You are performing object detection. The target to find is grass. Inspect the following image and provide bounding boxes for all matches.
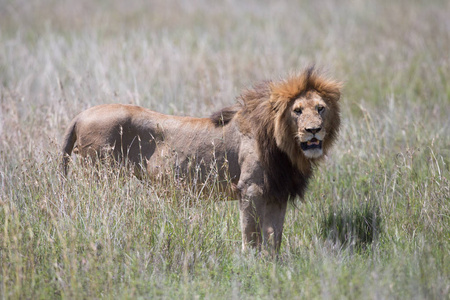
[1,0,449,298]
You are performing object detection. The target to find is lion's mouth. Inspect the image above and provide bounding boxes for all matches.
[300,138,322,151]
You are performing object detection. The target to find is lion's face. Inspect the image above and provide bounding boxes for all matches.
[269,70,341,167]
[290,91,328,159]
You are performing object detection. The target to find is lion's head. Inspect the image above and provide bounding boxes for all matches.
[269,67,341,168]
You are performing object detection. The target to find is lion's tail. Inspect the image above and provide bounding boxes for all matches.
[61,118,78,176]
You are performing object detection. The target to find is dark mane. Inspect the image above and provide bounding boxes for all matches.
[239,80,311,202]
[210,104,242,127]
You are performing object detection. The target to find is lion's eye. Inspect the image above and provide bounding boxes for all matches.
[317,106,325,113]
[294,108,302,114]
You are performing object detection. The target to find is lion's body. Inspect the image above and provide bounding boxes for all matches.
[63,104,242,183]
[62,67,341,253]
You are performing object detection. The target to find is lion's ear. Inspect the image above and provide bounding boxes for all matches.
[332,89,341,102]
[323,81,342,103]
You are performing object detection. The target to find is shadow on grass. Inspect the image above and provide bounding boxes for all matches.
[320,202,382,251]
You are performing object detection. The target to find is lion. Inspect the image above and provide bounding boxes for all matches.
[62,67,341,253]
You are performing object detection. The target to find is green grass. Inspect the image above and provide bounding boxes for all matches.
[1,0,449,298]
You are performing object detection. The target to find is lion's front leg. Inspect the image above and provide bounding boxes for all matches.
[262,201,287,254]
[238,195,288,254]
[238,187,266,251]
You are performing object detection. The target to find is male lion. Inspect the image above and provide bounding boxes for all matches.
[62,67,341,253]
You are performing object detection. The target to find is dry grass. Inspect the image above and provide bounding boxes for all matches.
[1,0,449,298]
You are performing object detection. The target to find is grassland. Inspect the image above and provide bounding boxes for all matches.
[1,0,449,298]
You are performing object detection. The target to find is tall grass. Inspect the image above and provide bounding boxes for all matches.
[1,0,449,298]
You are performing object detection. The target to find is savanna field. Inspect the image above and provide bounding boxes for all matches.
[0,0,449,298]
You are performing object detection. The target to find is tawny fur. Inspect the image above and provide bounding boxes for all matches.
[62,67,342,253]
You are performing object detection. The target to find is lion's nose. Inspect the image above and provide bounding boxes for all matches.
[305,127,321,134]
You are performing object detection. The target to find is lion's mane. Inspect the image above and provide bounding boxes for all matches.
[211,67,341,203]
